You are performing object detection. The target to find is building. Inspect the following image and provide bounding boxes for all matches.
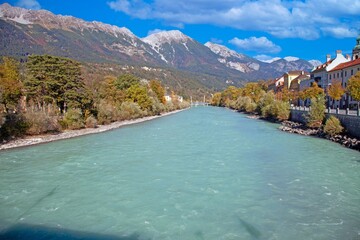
[284,71,309,89]
[164,95,183,103]
[310,50,350,90]
[352,34,360,60]
[326,34,360,109]
[328,58,360,109]
[267,76,284,92]
[289,73,311,92]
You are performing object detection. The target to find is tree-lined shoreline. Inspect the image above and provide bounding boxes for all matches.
[0,55,189,144]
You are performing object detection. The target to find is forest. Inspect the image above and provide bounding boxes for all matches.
[0,55,189,141]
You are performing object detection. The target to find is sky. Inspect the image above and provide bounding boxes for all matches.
[4,0,360,62]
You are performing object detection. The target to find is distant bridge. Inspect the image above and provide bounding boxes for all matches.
[190,101,210,107]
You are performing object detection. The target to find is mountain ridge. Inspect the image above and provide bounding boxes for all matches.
[0,3,316,87]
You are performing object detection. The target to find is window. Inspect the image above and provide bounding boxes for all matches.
[345,71,347,77]
[329,74,331,80]
[341,72,343,77]
[351,69,354,75]
[337,72,339,78]
[333,73,335,78]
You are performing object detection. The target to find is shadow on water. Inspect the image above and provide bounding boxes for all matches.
[16,186,59,222]
[237,217,262,240]
[0,224,149,240]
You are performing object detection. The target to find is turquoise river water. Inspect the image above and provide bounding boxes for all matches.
[0,107,359,240]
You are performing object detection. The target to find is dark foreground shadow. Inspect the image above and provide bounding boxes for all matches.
[0,224,150,240]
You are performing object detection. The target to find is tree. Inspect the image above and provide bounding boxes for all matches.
[242,82,264,103]
[114,74,140,90]
[99,75,125,104]
[25,55,86,113]
[126,84,152,111]
[307,94,326,128]
[304,82,324,99]
[324,116,343,136]
[149,80,165,104]
[347,72,360,111]
[211,92,222,106]
[328,80,345,108]
[0,57,22,112]
[220,86,242,106]
[276,87,294,103]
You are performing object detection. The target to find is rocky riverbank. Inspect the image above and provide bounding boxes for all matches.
[0,109,186,151]
[279,121,360,151]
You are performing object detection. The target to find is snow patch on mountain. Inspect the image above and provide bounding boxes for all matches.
[309,59,322,68]
[205,42,245,59]
[258,57,281,63]
[143,30,190,46]
[284,56,300,62]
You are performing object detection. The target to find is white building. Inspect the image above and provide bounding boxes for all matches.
[310,50,350,90]
[328,58,360,109]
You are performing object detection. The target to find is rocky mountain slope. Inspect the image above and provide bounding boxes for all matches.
[205,42,314,80]
[0,3,317,88]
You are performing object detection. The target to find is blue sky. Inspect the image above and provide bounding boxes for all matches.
[4,0,360,62]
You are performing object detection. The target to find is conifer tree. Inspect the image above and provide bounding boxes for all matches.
[25,55,85,113]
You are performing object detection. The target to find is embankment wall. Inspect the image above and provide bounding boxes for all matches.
[290,110,360,139]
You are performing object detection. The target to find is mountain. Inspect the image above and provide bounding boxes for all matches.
[205,42,314,79]
[204,42,263,73]
[0,3,315,89]
[0,3,164,65]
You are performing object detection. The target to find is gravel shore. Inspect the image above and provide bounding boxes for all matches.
[0,109,186,151]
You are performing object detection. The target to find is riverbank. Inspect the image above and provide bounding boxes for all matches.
[0,109,186,151]
[279,120,360,151]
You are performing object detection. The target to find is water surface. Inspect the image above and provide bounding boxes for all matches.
[0,107,359,239]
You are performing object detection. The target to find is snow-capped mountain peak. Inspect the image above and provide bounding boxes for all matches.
[308,59,322,68]
[205,42,245,59]
[142,30,191,46]
[284,56,300,62]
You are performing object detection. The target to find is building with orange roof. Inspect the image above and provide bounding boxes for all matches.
[310,50,350,90]
[328,57,360,109]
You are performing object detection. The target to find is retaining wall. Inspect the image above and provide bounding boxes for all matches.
[290,109,360,139]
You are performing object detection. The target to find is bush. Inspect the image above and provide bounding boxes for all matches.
[234,96,256,113]
[307,96,326,128]
[24,110,60,135]
[0,113,29,141]
[97,100,117,124]
[85,115,97,128]
[62,108,84,130]
[119,101,145,120]
[324,116,343,136]
[262,100,290,121]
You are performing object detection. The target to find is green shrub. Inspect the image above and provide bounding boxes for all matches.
[119,101,145,120]
[24,110,60,135]
[97,100,117,124]
[85,115,97,128]
[324,116,343,136]
[235,96,256,113]
[262,100,290,121]
[307,96,326,128]
[62,108,84,130]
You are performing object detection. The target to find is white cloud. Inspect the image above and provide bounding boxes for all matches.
[321,27,358,38]
[147,28,164,36]
[16,0,40,10]
[107,0,360,40]
[108,0,131,14]
[254,55,280,63]
[229,36,281,54]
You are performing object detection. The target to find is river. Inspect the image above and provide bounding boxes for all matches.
[0,107,359,240]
